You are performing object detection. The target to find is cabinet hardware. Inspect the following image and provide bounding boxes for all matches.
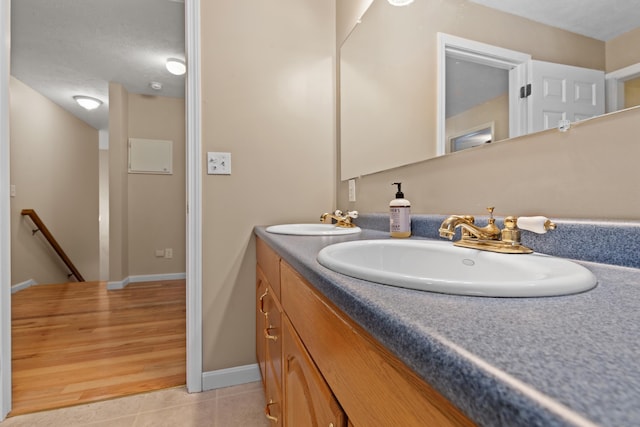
[264,327,278,341]
[259,287,269,316]
[265,400,279,422]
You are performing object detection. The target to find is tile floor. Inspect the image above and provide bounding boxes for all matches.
[1,382,270,427]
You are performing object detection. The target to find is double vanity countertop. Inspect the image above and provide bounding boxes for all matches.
[255,214,640,427]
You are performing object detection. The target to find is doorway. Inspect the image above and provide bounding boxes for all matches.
[0,0,202,419]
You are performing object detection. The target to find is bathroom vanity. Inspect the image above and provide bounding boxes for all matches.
[255,216,640,426]
[257,237,472,426]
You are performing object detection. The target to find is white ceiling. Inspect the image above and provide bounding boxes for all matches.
[468,0,640,42]
[10,1,639,131]
[10,0,185,130]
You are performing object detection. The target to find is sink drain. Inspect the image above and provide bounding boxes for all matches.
[462,259,475,266]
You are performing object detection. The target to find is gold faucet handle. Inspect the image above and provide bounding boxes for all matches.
[516,216,557,234]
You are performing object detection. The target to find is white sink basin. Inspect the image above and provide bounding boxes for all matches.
[317,239,597,297]
[266,224,362,236]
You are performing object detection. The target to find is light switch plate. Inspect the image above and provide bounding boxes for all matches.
[207,152,231,175]
[348,179,356,202]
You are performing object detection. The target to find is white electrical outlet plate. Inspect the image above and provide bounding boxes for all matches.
[207,152,231,175]
[348,179,356,202]
[164,248,173,259]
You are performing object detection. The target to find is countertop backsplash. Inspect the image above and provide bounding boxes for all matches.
[356,213,640,269]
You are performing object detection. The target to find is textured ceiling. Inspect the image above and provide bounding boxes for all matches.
[468,0,640,41]
[10,0,185,130]
[10,1,639,131]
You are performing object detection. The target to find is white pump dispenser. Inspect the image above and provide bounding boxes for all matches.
[390,182,411,238]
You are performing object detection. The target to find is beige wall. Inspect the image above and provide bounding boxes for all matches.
[127,94,185,276]
[606,27,640,72]
[336,0,373,47]
[200,0,335,371]
[109,83,130,282]
[10,77,99,285]
[109,85,186,281]
[337,106,640,220]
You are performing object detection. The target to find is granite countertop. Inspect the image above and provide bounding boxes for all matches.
[254,215,640,427]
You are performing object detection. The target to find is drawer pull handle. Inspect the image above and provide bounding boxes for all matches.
[259,287,269,316]
[265,400,279,422]
[264,327,278,341]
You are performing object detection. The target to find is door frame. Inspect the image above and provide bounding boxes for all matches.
[1,0,12,419]
[0,0,204,417]
[605,62,640,113]
[437,33,531,155]
[185,0,203,393]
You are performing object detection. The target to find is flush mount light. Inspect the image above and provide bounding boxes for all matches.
[387,0,414,5]
[73,95,102,110]
[150,81,163,91]
[166,58,186,75]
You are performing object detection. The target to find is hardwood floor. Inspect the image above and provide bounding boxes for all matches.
[10,280,186,416]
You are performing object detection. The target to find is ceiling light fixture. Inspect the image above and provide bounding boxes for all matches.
[387,0,414,6]
[166,58,186,76]
[73,95,103,110]
[150,81,163,91]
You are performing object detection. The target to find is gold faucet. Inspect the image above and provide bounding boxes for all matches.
[439,207,556,254]
[320,210,358,228]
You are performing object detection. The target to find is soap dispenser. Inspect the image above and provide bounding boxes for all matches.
[390,182,411,238]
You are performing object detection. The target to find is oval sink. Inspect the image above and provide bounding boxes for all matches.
[266,223,362,236]
[317,240,597,297]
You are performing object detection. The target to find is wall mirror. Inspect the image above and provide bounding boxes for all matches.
[339,0,640,181]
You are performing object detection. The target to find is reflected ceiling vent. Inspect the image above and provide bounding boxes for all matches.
[73,95,103,110]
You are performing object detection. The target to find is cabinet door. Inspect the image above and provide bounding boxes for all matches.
[256,265,269,384]
[283,316,346,427]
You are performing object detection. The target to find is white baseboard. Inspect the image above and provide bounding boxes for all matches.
[11,279,37,294]
[107,272,186,290]
[202,363,261,391]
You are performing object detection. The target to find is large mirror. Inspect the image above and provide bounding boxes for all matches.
[340,0,640,180]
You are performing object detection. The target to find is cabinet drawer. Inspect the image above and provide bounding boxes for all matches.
[256,237,281,299]
[280,261,474,427]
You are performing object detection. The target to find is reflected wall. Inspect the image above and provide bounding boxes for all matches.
[340,0,605,180]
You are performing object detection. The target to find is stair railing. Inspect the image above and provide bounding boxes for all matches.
[20,209,85,282]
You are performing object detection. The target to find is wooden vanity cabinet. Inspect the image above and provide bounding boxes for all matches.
[256,237,474,427]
